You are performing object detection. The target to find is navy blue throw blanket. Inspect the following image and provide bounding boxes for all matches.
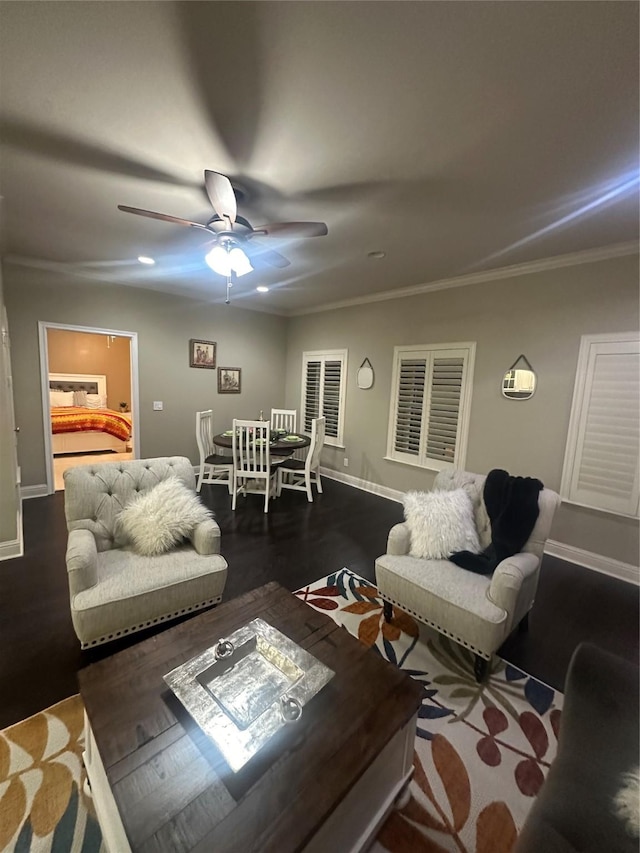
[449,469,543,575]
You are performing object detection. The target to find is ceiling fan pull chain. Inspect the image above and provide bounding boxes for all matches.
[225,271,235,305]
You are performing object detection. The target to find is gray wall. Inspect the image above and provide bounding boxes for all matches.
[5,254,639,567]
[4,266,287,488]
[285,254,640,566]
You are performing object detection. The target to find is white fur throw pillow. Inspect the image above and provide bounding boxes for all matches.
[613,766,640,838]
[117,477,212,556]
[403,488,481,560]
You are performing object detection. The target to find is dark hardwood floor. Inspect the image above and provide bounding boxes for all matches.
[1,479,638,729]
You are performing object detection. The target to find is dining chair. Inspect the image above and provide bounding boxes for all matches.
[270,408,297,433]
[195,410,233,494]
[231,419,278,513]
[270,407,301,463]
[276,417,325,502]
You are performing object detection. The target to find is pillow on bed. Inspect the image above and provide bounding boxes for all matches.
[50,390,74,407]
[403,488,481,560]
[116,477,213,556]
[73,390,88,407]
[85,393,107,409]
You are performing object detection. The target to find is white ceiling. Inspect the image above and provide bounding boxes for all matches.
[0,1,638,314]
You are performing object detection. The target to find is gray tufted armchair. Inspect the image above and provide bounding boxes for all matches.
[64,456,228,648]
[375,469,560,681]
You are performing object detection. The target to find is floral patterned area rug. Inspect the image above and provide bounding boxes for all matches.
[2,572,562,853]
[0,695,103,853]
[295,568,564,853]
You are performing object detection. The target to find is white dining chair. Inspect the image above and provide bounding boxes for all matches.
[231,419,278,513]
[270,408,297,433]
[195,410,233,494]
[276,417,325,502]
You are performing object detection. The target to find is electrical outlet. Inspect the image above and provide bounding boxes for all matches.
[153,401,163,411]
[343,457,349,467]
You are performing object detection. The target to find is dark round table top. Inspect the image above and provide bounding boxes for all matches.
[213,430,311,453]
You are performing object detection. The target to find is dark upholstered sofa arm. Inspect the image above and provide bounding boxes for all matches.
[515,642,639,853]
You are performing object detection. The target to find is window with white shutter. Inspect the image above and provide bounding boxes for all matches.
[301,350,347,446]
[561,332,640,517]
[386,342,475,471]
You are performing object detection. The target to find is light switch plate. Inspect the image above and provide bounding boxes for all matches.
[153,401,163,411]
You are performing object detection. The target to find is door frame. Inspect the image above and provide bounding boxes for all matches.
[38,321,141,495]
[0,305,23,560]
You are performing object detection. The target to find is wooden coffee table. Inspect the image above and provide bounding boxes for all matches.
[79,582,423,853]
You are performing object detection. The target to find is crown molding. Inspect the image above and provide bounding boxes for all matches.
[5,240,637,319]
[288,240,639,317]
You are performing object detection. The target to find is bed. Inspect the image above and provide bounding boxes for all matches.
[49,373,132,455]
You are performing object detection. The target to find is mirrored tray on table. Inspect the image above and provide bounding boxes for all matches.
[163,618,334,772]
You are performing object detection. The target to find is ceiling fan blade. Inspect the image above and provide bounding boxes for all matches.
[117,205,209,230]
[204,170,237,225]
[252,221,328,238]
[244,242,290,269]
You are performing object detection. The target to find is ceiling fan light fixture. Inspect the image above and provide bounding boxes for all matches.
[228,246,253,277]
[137,255,155,265]
[256,285,269,293]
[205,245,253,277]
[205,245,232,276]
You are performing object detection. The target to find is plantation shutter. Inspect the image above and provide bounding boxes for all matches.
[303,360,321,431]
[302,351,347,445]
[394,358,426,456]
[566,339,640,516]
[323,360,342,439]
[388,343,474,470]
[425,356,464,463]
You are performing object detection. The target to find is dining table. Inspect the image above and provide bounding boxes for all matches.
[212,428,311,457]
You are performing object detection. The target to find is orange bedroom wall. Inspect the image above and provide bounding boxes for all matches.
[47,329,131,411]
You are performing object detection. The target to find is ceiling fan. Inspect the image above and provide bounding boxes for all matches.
[118,169,328,302]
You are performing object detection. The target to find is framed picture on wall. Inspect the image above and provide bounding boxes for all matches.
[218,367,241,394]
[189,339,216,369]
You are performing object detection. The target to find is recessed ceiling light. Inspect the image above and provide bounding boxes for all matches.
[137,256,156,265]
[256,285,269,293]
[367,251,386,260]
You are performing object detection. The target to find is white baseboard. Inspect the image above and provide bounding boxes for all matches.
[320,468,640,586]
[0,536,23,561]
[319,467,403,503]
[21,484,49,499]
[544,539,639,586]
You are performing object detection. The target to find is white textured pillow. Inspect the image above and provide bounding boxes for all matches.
[613,766,640,838]
[50,390,74,407]
[86,393,107,409]
[403,488,481,560]
[116,477,213,556]
[73,389,88,407]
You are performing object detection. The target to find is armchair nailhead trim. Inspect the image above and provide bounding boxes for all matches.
[79,595,222,649]
[379,593,492,661]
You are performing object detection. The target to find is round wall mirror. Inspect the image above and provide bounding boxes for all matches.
[502,367,536,400]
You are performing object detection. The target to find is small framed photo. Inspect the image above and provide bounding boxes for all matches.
[218,367,241,394]
[190,339,216,369]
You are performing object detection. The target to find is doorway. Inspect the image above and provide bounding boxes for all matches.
[38,322,140,494]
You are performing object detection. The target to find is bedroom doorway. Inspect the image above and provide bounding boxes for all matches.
[38,322,140,494]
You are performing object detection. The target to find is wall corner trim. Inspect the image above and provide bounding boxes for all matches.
[21,484,49,500]
[319,468,640,586]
